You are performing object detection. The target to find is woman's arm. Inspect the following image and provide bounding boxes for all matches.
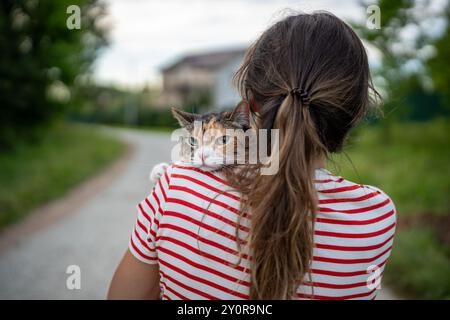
[107,250,160,300]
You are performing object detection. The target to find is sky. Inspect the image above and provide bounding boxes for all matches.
[92,0,367,89]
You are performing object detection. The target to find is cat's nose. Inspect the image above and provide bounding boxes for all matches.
[199,148,206,162]
[199,148,210,162]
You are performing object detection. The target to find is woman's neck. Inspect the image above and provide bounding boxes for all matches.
[315,155,327,170]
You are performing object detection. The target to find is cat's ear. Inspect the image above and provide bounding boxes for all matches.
[229,101,250,128]
[171,107,195,127]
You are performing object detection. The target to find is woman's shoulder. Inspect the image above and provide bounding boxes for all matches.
[165,163,241,210]
[167,163,230,189]
[315,168,397,221]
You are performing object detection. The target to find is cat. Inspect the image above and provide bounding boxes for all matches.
[149,103,250,184]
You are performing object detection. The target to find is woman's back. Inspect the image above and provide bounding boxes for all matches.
[129,164,396,300]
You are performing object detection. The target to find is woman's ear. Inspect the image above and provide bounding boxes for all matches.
[229,101,250,129]
[171,107,195,127]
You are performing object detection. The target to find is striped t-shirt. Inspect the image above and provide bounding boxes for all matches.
[129,164,396,300]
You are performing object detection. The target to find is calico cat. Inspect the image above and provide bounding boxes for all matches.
[149,103,250,184]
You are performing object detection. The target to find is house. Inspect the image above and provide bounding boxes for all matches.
[158,47,246,111]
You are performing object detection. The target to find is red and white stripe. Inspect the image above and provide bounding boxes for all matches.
[129,164,396,300]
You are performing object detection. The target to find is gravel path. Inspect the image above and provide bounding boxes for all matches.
[0,128,173,299]
[0,127,400,299]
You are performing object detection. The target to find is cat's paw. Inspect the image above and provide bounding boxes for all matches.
[150,162,169,184]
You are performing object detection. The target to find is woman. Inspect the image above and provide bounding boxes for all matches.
[108,11,396,300]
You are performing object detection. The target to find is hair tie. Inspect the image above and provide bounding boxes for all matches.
[289,87,311,106]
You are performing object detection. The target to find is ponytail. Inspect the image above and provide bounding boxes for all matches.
[246,92,325,299]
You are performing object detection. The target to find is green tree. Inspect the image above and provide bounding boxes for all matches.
[353,0,449,138]
[0,0,108,148]
[427,6,450,109]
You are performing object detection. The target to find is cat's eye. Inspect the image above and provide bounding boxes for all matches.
[215,135,231,146]
[187,136,198,147]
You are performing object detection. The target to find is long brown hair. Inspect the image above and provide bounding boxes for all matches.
[227,11,378,299]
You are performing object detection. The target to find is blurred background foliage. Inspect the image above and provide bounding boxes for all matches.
[0,0,448,299]
[0,0,108,149]
[354,0,449,125]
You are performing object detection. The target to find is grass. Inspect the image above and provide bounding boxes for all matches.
[330,118,450,299]
[386,226,450,299]
[0,122,125,229]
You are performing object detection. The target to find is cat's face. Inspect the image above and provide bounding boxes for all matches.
[172,103,250,172]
